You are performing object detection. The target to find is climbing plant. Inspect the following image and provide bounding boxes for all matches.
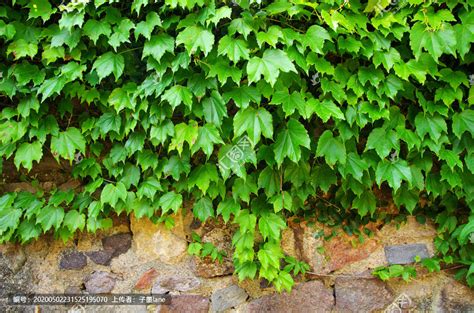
[0,0,474,291]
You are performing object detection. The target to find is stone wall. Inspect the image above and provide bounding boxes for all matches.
[0,211,473,313]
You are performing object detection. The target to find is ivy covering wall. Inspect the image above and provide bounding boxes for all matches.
[0,0,473,290]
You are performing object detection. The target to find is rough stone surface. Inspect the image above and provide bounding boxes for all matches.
[441,278,474,312]
[0,210,469,313]
[335,277,393,312]
[59,251,87,270]
[193,228,234,278]
[157,295,210,313]
[130,214,188,264]
[211,285,248,312]
[86,250,114,266]
[290,220,381,273]
[102,232,132,257]
[152,275,201,294]
[134,268,159,290]
[379,216,436,255]
[84,271,116,294]
[242,280,334,313]
[384,243,430,265]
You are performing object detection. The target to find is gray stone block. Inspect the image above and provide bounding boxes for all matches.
[384,244,429,264]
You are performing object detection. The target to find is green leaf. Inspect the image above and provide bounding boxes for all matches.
[120,164,141,188]
[233,107,273,145]
[7,39,38,59]
[232,177,258,204]
[365,128,399,159]
[311,99,345,122]
[188,163,219,194]
[193,197,214,221]
[273,119,310,166]
[218,35,250,63]
[108,87,136,112]
[27,0,55,22]
[14,141,43,172]
[169,121,198,155]
[203,91,228,127]
[207,59,242,85]
[176,26,214,56]
[50,128,86,162]
[271,90,305,117]
[164,155,191,180]
[341,152,369,182]
[247,49,297,86]
[258,212,286,241]
[0,208,22,239]
[18,220,41,243]
[316,130,346,167]
[217,198,241,223]
[63,210,86,232]
[373,48,401,71]
[37,205,64,232]
[376,160,413,191]
[223,86,260,109]
[258,167,280,197]
[135,12,162,40]
[235,261,257,281]
[37,77,66,102]
[92,52,125,82]
[410,22,457,61]
[83,19,112,44]
[352,190,376,217]
[143,34,174,62]
[452,110,474,138]
[302,25,332,54]
[393,186,419,214]
[415,113,447,142]
[150,121,174,145]
[158,191,182,214]
[108,19,134,51]
[97,112,122,135]
[100,182,127,207]
[162,85,193,110]
[192,124,223,158]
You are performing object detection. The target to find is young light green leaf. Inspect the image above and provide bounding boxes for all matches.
[247,49,297,86]
[176,26,214,56]
[273,119,310,166]
[92,52,125,82]
[14,141,43,172]
[50,128,86,162]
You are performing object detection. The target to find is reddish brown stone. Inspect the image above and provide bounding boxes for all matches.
[324,234,380,271]
[192,228,234,278]
[102,232,132,257]
[157,295,209,313]
[193,257,234,278]
[335,277,393,312]
[244,280,334,313]
[135,268,159,290]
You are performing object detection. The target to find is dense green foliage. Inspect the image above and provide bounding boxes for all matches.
[1,0,474,290]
